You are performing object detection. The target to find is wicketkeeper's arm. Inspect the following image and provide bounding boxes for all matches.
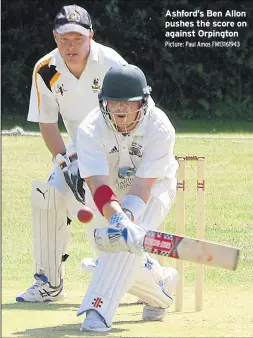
[40,122,85,204]
[39,122,66,157]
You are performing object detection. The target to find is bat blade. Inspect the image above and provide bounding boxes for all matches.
[143,230,240,270]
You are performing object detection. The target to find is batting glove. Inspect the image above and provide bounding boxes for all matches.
[94,212,146,255]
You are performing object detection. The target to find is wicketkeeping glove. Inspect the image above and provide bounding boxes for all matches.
[55,153,85,204]
[94,212,146,255]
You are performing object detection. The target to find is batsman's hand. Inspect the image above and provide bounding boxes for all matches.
[94,212,146,255]
[55,153,85,204]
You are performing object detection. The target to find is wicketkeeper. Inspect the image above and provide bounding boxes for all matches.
[16,4,127,302]
[76,64,179,332]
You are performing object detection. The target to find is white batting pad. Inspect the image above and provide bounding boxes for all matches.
[31,180,68,286]
[129,254,178,308]
[77,251,142,327]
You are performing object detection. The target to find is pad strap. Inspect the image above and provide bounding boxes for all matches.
[93,185,120,215]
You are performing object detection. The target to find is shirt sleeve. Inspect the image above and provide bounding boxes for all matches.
[103,46,128,68]
[136,128,177,179]
[76,117,109,178]
[27,66,59,123]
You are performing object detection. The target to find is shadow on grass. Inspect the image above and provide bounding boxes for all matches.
[2,302,79,311]
[119,301,142,307]
[2,301,142,311]
[2,302,197,315]
[14,324,127,337]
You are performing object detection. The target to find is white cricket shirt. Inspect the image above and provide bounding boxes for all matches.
[76,101,178,200]
[27,39,127,144]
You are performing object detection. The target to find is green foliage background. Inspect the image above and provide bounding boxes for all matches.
[2,0,253,120]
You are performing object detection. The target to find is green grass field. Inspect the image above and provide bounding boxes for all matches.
[2,121,253,337]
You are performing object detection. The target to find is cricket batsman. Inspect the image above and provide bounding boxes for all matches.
[76,64,179,332]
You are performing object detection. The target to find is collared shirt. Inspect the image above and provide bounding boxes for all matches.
[76,101,178,199]
[27,40,127,144]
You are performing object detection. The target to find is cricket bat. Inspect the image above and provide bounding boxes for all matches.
[143,230,240,270]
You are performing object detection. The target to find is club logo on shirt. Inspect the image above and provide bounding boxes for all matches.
[91,78,101,92]
[129,142,143,158]
[56,84,67,96]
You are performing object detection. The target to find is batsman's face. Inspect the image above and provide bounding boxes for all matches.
[53,31,93,65]
[107,100,142,133]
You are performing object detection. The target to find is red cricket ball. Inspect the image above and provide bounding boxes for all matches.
[77,206,93,223]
